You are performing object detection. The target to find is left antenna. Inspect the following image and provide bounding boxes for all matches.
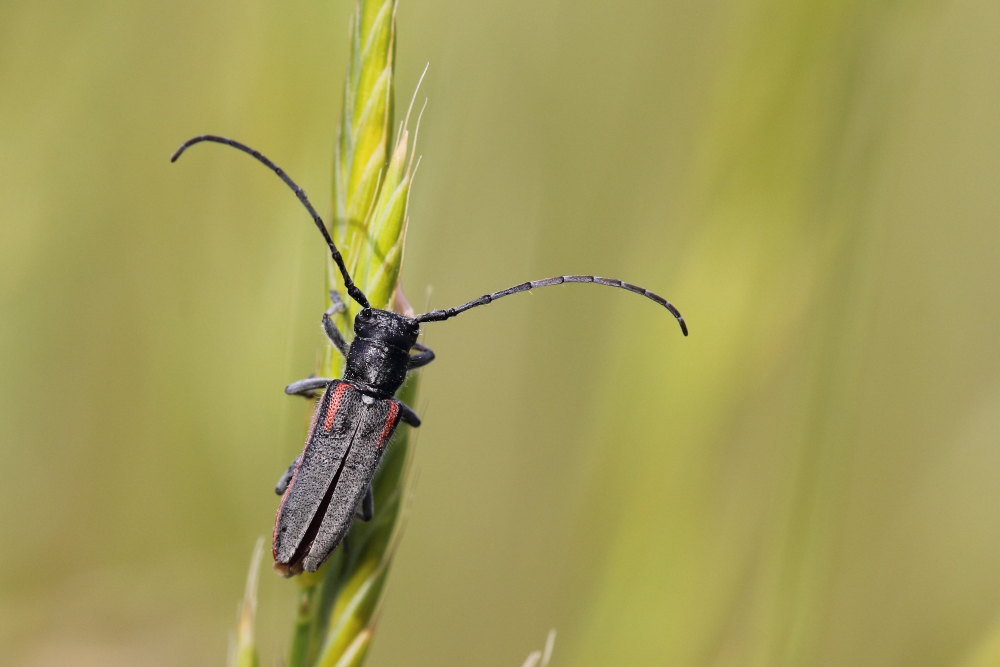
[171,135,371,309]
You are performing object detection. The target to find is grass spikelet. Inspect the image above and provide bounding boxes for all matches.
[285,1,423,666]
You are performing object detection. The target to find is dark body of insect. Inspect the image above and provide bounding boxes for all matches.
[172,135,688,576]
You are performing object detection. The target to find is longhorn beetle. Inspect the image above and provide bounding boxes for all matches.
[172,134,687,576]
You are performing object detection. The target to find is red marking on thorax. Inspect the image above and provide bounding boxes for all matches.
[322,383,349,432]
[375,401,400,449]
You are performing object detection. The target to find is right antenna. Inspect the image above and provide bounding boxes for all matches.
[416,274,688,335]
[171,134,371,310]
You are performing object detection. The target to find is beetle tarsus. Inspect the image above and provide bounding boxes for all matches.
[275,455,301,495]
[408,342,435,369]
[356,486,374,521]
[397,400,421,427]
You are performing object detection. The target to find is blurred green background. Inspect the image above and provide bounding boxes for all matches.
[2,0,999,665]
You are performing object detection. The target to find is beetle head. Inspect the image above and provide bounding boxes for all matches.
[354,308,419,350]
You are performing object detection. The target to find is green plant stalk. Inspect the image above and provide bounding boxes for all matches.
[285,1,421,665]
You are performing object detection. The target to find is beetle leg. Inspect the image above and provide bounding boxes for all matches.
[407,342,435,369]
[397,400,421,427]
[322,290,350,358]
[355,486,375,521]
[275,455,301,495]
[327,289,347,314]
[285,377,333,399]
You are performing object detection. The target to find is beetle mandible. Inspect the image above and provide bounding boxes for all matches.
[172,134,687,575]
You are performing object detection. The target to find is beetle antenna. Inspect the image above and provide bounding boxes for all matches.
[415,275,687,335]
[171,135,371,309]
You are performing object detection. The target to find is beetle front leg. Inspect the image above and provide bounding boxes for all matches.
[408,342,435,369]
[323,290,350,358]
[285,377,333,399]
